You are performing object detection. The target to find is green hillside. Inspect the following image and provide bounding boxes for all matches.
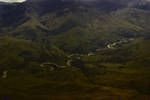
[0,0,150,99]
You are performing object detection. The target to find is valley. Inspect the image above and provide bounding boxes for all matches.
[0,0,150,99]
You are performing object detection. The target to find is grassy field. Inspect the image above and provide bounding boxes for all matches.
[0,62,150,100]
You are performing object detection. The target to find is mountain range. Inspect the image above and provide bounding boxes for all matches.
[0,0,150,51]
[0,0,150,99]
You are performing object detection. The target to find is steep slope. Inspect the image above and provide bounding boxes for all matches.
[0,3,27,28]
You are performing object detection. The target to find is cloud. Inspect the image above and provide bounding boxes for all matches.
[0,0,26,3]
[1,0,149,3]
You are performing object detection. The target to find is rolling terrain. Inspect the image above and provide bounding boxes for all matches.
[0,0,150,99]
